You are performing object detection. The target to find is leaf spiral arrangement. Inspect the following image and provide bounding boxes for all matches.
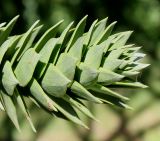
[0,15,149,132]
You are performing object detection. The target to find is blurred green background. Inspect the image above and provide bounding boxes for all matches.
[0,0,160,141]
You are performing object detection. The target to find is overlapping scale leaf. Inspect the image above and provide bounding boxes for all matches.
[0,16,19,46]
[0,90,20,131]
[2,61,19,95]
[0,16,148,131]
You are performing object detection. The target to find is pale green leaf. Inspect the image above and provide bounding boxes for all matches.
[98,68,124,85]
[133,63,150,71]
[0,36,20,65]
[65,15,87,52]
[29,78,57,111]
[71,81,102,103]
[63,94,97,120]
[18,25,43,60]
[84,42,106,69]
[94,21,117,45]
[36,38,58,79]
[14,48,40,86]
[0,16,19,46]
[41,64,71,97]
[91,90,129,108]
[11,20,39,65]
[121,70,139,77]
[106,48,126,60]
[78,63,99,87]
[68,37,84,61]
[52,22,74,64]
[0,22,6,28]
[34,20,63,52]
[51,96,88,128]
[89,18,108,46]
[103,59,123,71]
[0,90,20,131]
[109,31,133,51]
[90,84,129,100]
[14,88,36,132]
[84,19,98,46]
[0,100,4,111]
[2,61,19,95]
[56,53,78,80]
[130,52,146,62]
[112,81,148,88]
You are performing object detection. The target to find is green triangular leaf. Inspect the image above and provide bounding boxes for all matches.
[11,20,39,65]
[51,96,88,128]
[34,20,63,52]
[90,84,129,101]
[71,81,102,103]
[0,90,20,132]
[2,61,19,95]
[0,16,19,46]
[56,53,78,81]
[14,88,36,132]
[41,64,71,97]
[98,68,124,85]
[63,95,97,120]
[89,18,108,46]
[29,78,57,111]
[14,48,40,86]
[65,15,87,52]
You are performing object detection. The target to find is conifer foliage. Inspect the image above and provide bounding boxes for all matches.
[0,16,149,132]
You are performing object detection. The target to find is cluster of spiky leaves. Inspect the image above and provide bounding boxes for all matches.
[0,15,149,132]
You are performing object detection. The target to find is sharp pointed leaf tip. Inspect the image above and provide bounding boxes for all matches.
[13,15,20,20]
[84,15,88,18]
[120,102,133,110]
[99,17,108,23]
[142,85,148,88]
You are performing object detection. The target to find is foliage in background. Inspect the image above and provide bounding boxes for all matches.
[0,0,160,141]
